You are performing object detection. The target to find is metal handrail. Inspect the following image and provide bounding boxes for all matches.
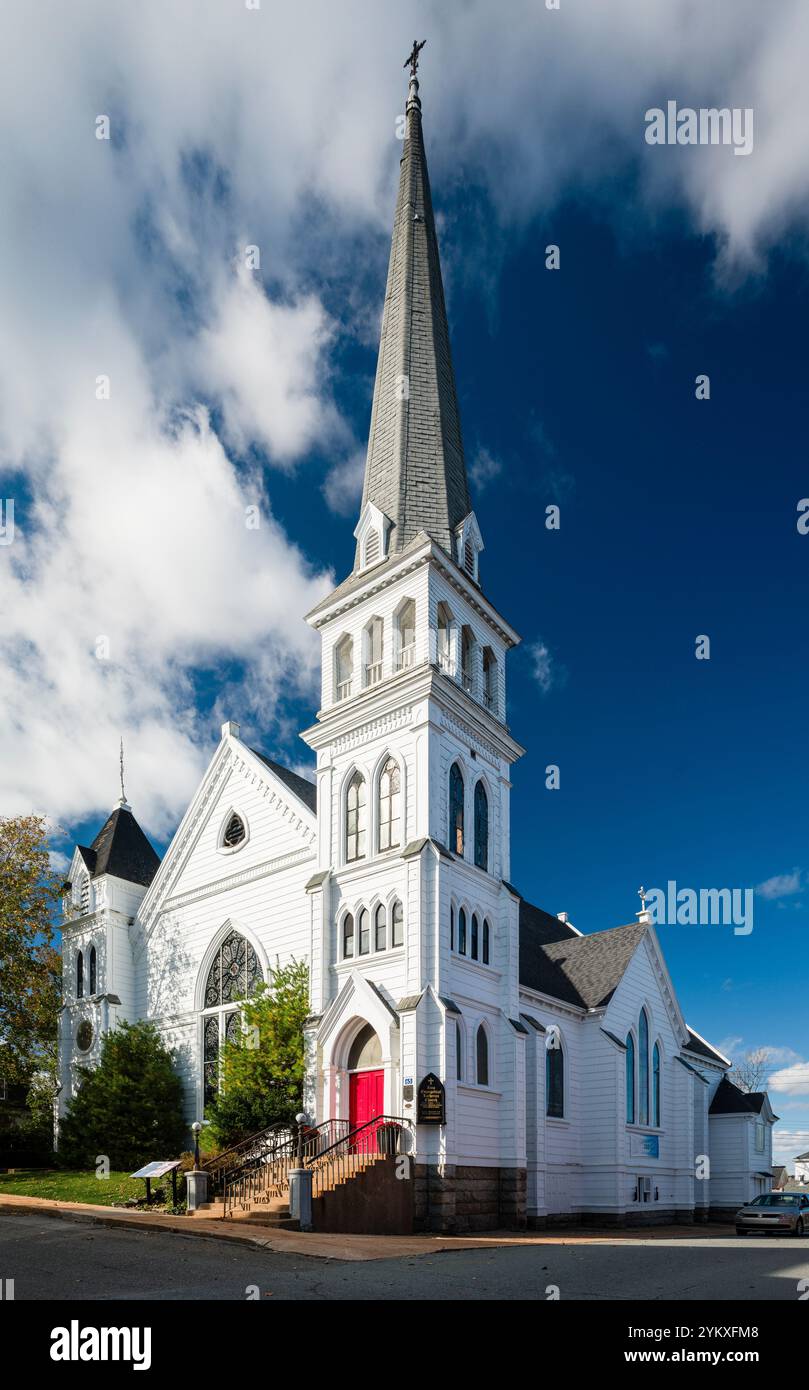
[221,1119,350,1217]
[305,1115,414,1200]
[202,1121,292,1194]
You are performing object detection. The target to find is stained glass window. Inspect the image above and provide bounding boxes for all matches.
[471,913,479,960]
[652,1041,661,1127]
[476,1025,489,1086]
[638,1009,649,1126]
[474,781,488,870]
[449,763,464,855]
[482,919,490,965]
[626,1033,636,1123]
[204,1016,219,1106]
[204,931,260,1008]
[346,771,367,862]
[378,758,401,851]
[546,1040,564,1118]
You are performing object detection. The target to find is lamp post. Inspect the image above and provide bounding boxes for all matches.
[295,1111,310,1165]
[191,1121,202,1172]
[291,1112,313,1232]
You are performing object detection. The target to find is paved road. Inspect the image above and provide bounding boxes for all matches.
[2,1213,808,1300]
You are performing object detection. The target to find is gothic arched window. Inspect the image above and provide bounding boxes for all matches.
[378,758,401,852]
[474,781,489,871]
[358,907,371,956]
[222,812,246,849]
[396,599,416,670]
[89,945,97,996]
[449,762,464,856]
[76,950,84,999]
[458,907,467,955]
[345,771,367,862]
[482,647,497,712]
[471,913,479,961]
[202,930,263,1107]
[461,626,475,693]
[653,1041,661,1127]
[436,602,452,673]
[626,1032,636,1124]
[391,899,404,948]
[342,913,355,959]
[363,616,383,687]
[335,635,354,702]
[476,1025,489,1086]
[546,1036,564,1118]
[638,1009,649,1126]
[482,919,491,965]
[374,903,387,951]
[456,1021,464,1081]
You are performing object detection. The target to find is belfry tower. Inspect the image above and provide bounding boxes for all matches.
[300,47,528,1229]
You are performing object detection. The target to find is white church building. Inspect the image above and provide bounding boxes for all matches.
[58,59,776,1232]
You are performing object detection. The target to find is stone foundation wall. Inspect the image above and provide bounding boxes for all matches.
[414,1164,527,1233]
[529,1207,697,1229]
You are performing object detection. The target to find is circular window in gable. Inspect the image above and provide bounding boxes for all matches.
[76,1021,94,1052]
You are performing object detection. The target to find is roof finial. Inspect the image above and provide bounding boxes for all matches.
[636,885,652,924]
[404,39,426,79]
[118,737,130,810]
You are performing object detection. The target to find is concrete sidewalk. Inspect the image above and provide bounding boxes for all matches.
[0,1194,734,1261]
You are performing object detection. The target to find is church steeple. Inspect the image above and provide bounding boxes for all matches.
[355,43,471,569]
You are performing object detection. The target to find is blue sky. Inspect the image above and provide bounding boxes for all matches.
[2,1,807,1162]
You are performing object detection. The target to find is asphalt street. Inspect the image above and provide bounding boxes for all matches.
[1,1212,808,1300]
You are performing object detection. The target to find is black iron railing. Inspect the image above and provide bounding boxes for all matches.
[306,1115,414,1200]
[202,1121,293,1196]
[222,1119,349,1217]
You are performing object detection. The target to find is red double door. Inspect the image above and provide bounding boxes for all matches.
[349,1069,384,1152]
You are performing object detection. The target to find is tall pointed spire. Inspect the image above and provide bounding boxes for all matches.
[355,46,471,567]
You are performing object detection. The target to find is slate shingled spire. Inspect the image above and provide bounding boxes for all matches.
[355,58,471,567]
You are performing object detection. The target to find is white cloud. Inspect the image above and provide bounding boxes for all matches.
[757,869,804,899]
[4,0,809,836]
[772,1129,809,1166]
[323,450,366,518]
[768,1061,809,1097]
[528,639,564,696]
[469,447,503,493]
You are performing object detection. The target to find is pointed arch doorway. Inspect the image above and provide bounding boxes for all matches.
[347,1022,384,1151]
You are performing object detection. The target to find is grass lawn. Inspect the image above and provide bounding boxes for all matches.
[0,1169,158,1206]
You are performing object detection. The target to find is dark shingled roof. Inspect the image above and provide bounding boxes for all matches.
[709,1075,768,1116]
[519,895,646,1008]
[250,749,317,815]
[78,806,161,888]
[684,1029,728,1065]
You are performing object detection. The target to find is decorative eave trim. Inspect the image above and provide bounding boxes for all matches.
[137,738,316,941]
[518,985,587,1020]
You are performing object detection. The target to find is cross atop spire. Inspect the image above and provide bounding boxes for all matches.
[118,736,131,811]
[404,39,426,78]
[354,47,471,567]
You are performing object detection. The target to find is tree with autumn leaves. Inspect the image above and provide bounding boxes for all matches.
[0,814,63,1143]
